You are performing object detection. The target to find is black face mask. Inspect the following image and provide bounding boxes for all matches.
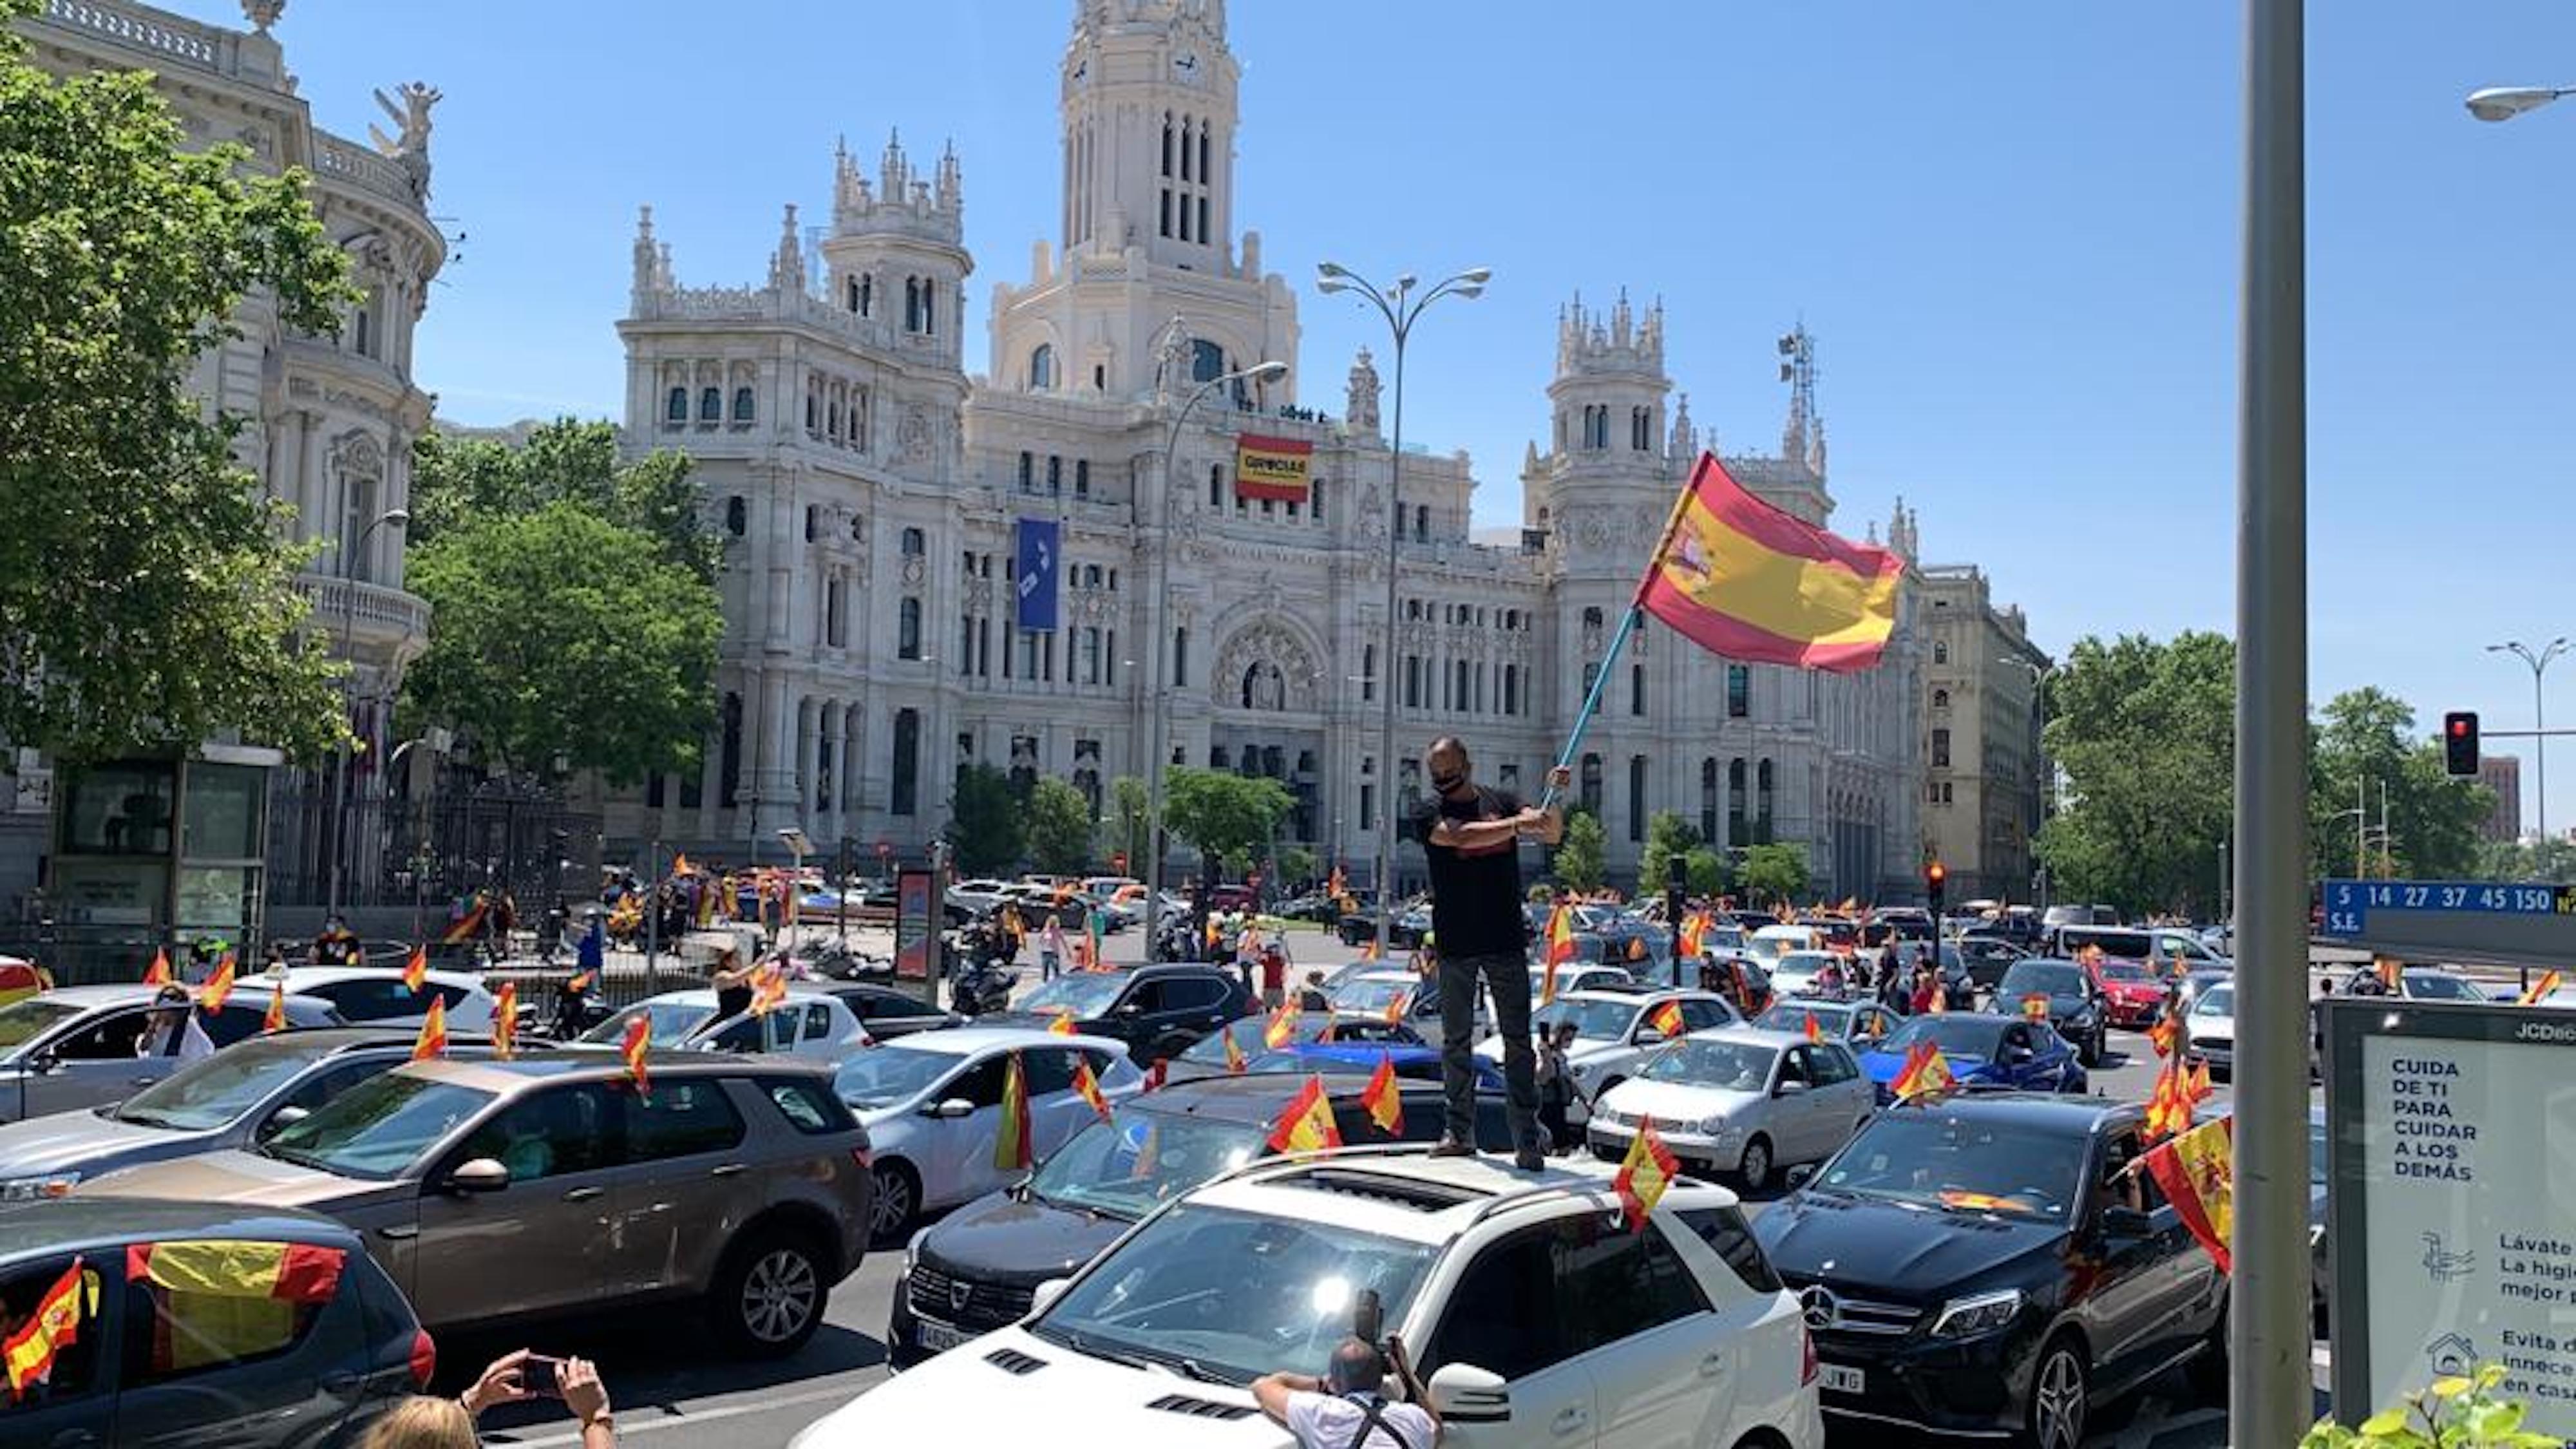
[1430,769,1467,795]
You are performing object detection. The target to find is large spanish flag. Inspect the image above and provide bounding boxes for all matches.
[1638,453,1902,672]
[126,1239,345,1372]
[2140,1116,2235,1272]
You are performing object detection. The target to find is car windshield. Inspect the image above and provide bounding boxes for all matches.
[833,1045,967,1109]
[1776,952,1835,976]
[1032,1202,1437,1386]
[1817,1109,2084,1221]
[2059,929,2150,959]
[1882,1016,2007,1060]
[2405,973,2484,1001]
[0,997,84,1054]
[2097,960,2155,983]
[1028,1106,1269,1219]
[115,1036,336,1132]
[1756,1003,1848,1036]
[1018,974,1128,1019]
[1531,998,1637,1041]
[1638,1039,1776,1090]
[259,1072,495,1180]
[1743,935,1804,963]
[581,999,714,1047]
[1999,962,2085,998]
[2192,985,2235,1017]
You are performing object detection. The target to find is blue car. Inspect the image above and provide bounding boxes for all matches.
[1856,1012,2088,1103]
[1255,1041,1510,1092]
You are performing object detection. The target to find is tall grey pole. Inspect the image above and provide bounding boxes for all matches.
[643,837,661,995]
[1375,332,1408,954]
[2537,667,2550,844]
[325,509,407,922]
[2231,0,2311,1441]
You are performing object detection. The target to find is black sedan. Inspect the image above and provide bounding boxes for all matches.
[887,1072,1515,1363]
[1755,1094,2226,1447]
[1993,958,2110,1066]
[982,963,1251,1063]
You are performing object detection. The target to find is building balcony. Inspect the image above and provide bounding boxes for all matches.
[298,574,431,665]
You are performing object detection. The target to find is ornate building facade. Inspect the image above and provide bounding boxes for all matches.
[1918,564,2051,905]
[606,0,1944,899]
[7,0,445,926]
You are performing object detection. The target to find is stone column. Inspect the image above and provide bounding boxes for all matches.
[752,670,795,838]
[795,695,819,829]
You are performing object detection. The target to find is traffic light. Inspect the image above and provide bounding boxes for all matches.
[2443,712,2480,777]
[1926,860,1947,914]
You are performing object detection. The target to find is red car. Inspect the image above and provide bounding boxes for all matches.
[2087,955,2168,1028]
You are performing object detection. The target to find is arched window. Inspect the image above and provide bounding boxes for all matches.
[724,497,746,536]
[1018,451,1034,491]
[1029,343,1056,391]
[699,387,721,424]
[920,279,938,336]
[1727,758,1748,843]
[858,274,872,317]
[1075,460,1090,497]
[1579,753,1604,817]
[665,386,688,428]
[1173,627,1190,688]
[732,386,755,424]
[1931,728,1951,768]
[1582,605,1604,634]
[1933,641,1950,665]
[1502,663,1519,716]
[1727,664,1750,719]
[828,399,840,437]
[1629,664,1646,717]
[1932,688,1951,710]
[898,597,923,659]
[1209,463,1224,507]
[1700,758,1720,844]
[805,393,819,433]
[1405,656,1422,709]
[846,276,862,313]
[1047,455,1063,495]
[1191,337,1226,384]
[904,278,920,332]
[803,506,817,543]
[891,709,921,816]
[1414,505,1430,542]
[900,527,925,557]
[352,309,371,359]
[1756,759,1776,844]
[1629,755,1649,842]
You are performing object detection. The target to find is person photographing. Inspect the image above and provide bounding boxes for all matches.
[1254,1334,1441,1448]
[1407,737,1567,1171]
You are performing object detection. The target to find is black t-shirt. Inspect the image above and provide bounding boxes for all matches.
[1409,785,1527,961]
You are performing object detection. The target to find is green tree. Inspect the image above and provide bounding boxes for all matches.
[1103,775,1152,875]
[1638,811,1701,895]
[411,421,715,582]
[2033,631,2237,918]
[1022,777,1094,875]
[401,504,721,783]
[1161,767,1292,878]
[1275,845,1320,889]
[0,3,357,762]
[2478,836,2576,884]
[1741,842,1812,905]
[2311,687,2490,880]
[1684,846,1728,899]
[1553,809,1606,893]
[945,762,1025,875]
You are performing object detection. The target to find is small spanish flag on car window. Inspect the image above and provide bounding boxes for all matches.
[1224,1026,1249,1075]
[1359,1054,1404,1138]
[1266,1075,1341,1154]
[198,956,236,1014]
[1648,999,1687,1037]
[1891,1041,1956,1103]
[1071,1056,1112,1124]
[491,982,519,1060]
[2,1256,91,1398]
[401,947,428,995]
[620,1014,650,1097]
[993,1055,1034,1171]
[1613,1117,1680,1232]
[410,997,448,1061]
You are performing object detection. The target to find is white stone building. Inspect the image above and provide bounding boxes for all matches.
[7,0,444,921]
[605,0,1940,899]
[1917,565,2051,905]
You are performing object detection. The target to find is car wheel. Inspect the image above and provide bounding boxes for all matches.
[1737,1134,1774,1193]
[2077,1034,2100,1069]
[869,1159,920,1245]
[710,1229,826,1358]
[2022,1336,2088,1449]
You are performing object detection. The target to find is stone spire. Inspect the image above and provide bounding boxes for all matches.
[769,203,804,293]
[1345,346,1382,435]
[1667,392,1694,462]
[242,0,284,31]
[630,204,668,301]
[1809,416,1828,477]
[1888,497,1918,562]
[936,140,962,216]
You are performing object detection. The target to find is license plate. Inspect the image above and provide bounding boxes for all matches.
[1819,1363,1864,1395]
[916,1317,969,1352]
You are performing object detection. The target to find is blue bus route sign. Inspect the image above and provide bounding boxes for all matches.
[2321,879,2576,937]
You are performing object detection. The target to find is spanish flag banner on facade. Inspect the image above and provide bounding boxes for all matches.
[1639,453,1902,672]
[1265,1074,1342,1154]
[1891,1041,1956,1103]
[491,982,519,1060]
[994,1054,1034,1171]
[1071,1056,1113,1123]
[1613,1115,1681,1232]
[2139,1116,2235,1272]
[1359,1054,1405,1137]
[2,1257,91,1399]
[1233,433,1314,503]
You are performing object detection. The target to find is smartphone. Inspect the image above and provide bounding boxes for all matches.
[521,1356,564,1399]
[1353,1289,1383,1346]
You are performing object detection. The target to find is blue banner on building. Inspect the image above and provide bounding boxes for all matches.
[1014,517,1060,631]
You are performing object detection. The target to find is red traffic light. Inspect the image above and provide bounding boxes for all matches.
[1926,862,1947,884]
[2450,717,2470,737]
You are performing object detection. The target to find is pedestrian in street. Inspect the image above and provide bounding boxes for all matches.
[1300,969,1332,1012]
[1253,1334,1440,1449]
[1876,941,1900,994]
[707,944,754,1025]
[1878,959,1912,1016]
[1410,737,1567,1171]
[1039,914,1067,981]
[1909,964,1940,1016]
[1535,1020,1582,1152]
[1258,938,1289,1009]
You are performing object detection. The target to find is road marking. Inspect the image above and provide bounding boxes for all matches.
[483,1377,883,1446]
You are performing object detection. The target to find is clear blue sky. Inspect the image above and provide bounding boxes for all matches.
[187,0,2576,835]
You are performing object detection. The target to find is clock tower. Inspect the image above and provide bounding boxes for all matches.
[988,0,1296,403]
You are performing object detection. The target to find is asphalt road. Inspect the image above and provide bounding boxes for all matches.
[453,936,2320,1448]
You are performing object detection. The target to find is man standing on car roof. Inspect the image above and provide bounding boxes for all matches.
[1409,737,1567,1171]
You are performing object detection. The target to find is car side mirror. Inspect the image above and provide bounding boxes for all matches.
[923,1097,976,1119]
[1774,1080,1808,1097]
[1635,1028,1667,1045]
[1115,1003,1144,1016]
[1428,1361,1510,1419]
[446,1157,511,1195]
[2101,1204,2152,1238]
[1031,1277,1072,1316]
[1785,1163,1817,1189]
[258,1104,310,1141]
[28,1051,59,1077]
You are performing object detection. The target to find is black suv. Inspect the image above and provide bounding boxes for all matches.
[888,1071,1515,1363]
[985,963,1251,1062]
[1754,1094,2226,1447]
[1993,958,2109,1067]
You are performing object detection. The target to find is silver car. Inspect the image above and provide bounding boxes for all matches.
[2186,980,2237,1079]
[0,1027,513,1201]
[0,986,341,1124]
[1587,1027,1877,1191]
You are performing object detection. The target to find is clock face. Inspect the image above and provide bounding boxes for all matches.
[1173,50,1198,82]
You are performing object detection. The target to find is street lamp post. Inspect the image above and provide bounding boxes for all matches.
[326,507,411,920]
[2466,86,2576,122]
[1314,262,1490,956]
[2488,638,2569,844]
[1141,354,1291,952]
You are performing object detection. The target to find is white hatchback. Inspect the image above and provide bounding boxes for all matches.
[790,1148,1819,1449]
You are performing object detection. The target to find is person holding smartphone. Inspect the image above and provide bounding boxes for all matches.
[355,1349,617,1448]
[1253,1333,1441,1448]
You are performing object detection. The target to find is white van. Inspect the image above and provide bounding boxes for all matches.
[1743,923,1822,966]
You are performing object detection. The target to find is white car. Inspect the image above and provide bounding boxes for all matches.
[258,964,496,1033]
[1331,968,1493,1044]
[790,1149,1820,1449]
[1589,1028,1877,1192]
[1530,962,1634,1009]
[1765,951,1848,999]
[834,1027,1144,1241]
[1482,988,1739,1122]
[579,987,873,1062]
